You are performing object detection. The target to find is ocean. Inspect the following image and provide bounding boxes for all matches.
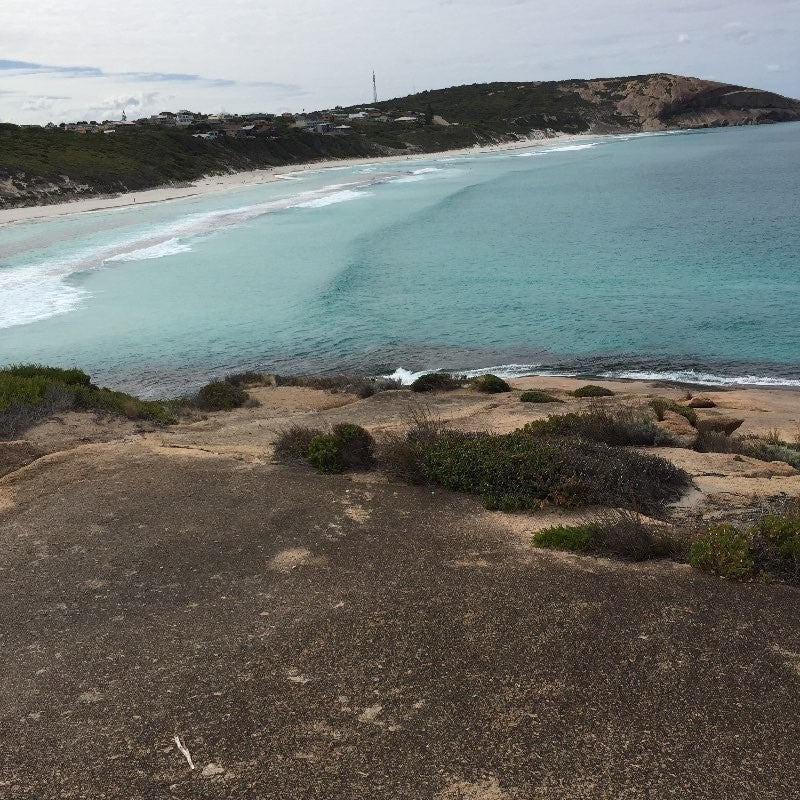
[1,123,799,398]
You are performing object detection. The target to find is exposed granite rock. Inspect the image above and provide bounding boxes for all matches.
[695,414,745,435]
[656,410,697,447]
[688,397,717,409]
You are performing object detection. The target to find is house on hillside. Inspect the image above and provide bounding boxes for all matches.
[175,111,194,126]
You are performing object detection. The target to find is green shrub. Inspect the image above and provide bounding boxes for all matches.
[533,514,684,561]
[520,391,563,404]
[196,380,248,411]
[751,507,800,579]
[3,364,91,387]
[589,513,684,561]
[687,525,754,580]
[650,398,697,426]
[0,375,46,411]
[274,425,323,462]
[332,423,375,469]
[0,364,176,437]
[472,374,511,394]
[274,374,400,397]
[694,431,800,469]
[533,525,592,552]
[407,429,689,513]
[573,384,614,398]
[410,372,461,393]
[307,434,344,474]
[275,423,375,472]
[521,408,673,447]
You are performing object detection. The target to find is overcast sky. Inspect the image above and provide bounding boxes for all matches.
[1,0,798,124]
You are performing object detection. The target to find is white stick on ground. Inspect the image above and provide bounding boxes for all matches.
[174,735,195,770]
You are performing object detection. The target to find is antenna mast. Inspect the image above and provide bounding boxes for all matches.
[372,71,377,104]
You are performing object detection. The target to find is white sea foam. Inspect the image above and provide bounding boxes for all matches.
[384,365,800,388]
[599,369,800,388]
[0,177,389,329]
[383,364,552,385]
[393,166,450,184]
[105,238,192,262]
[515,142,601,157]
[295,189,369,208]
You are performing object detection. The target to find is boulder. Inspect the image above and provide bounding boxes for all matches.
[694,414,744,436]
[688,396,716,409]
[655,410,697,447]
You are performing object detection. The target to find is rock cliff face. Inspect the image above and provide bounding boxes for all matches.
[572,74,800,132]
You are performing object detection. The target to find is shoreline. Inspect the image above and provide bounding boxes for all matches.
[0,132,587,227]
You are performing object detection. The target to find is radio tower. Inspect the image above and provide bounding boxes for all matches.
[372,71,378,104]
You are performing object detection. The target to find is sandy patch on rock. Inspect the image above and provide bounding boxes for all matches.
[436,776,515,800]
[268,547,328,573]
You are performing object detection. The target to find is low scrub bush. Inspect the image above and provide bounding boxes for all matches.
[225,371,267,387]
[590,513,685,561]
[274,424,323,462]
[694,430,800,469]
[520,391,563,404]
[274,374,400,398]
[687,524,754,580]
[0,363,176,437]
[275,422,375,474]
[308,433,344,474]
[385,427,689,513]
[472,374,511,394]
[521,408,673,447]
[751,505,800,580]
[573,384,614,398]
[533,514,684,561]
[196,380,248,411]
[533,525,592,552]
[410,372,461,393]
[650,398,698,426]
[332,423,375,469]
[684,505,800,583]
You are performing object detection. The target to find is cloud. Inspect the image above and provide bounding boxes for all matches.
[678,33,691,44]
[0,59,298,92]
[766,63,785,72]
[722,22,757,45]
[21,95,69,111]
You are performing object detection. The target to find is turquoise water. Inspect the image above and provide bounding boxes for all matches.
[1,124,799,396]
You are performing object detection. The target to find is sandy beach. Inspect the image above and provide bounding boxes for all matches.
[0,133,584,227]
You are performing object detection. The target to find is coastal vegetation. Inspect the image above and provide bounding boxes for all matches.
[0,364,177,437]
[279,412,690,513]
[573,384,615,398]
[196,380,249,411]
[276,423,375,474]
[4,362,799,587]
[521,408,673,447]
[471,374,511,393]
[410,373,462,393]
[533,503,800,584]
[520,390,563,403]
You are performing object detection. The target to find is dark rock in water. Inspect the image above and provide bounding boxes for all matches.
[695,414,745,435]
[688,397,717,409]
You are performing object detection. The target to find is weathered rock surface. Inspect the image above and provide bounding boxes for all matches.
[656,410,697,447]
[688,396,716,409]
[695,414,745,435]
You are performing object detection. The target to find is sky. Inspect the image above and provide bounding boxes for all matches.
[1,0,798,124]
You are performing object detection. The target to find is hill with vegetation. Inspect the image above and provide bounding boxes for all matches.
[2,73,798,208]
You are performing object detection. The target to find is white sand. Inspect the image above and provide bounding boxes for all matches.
[0,133,586,227]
